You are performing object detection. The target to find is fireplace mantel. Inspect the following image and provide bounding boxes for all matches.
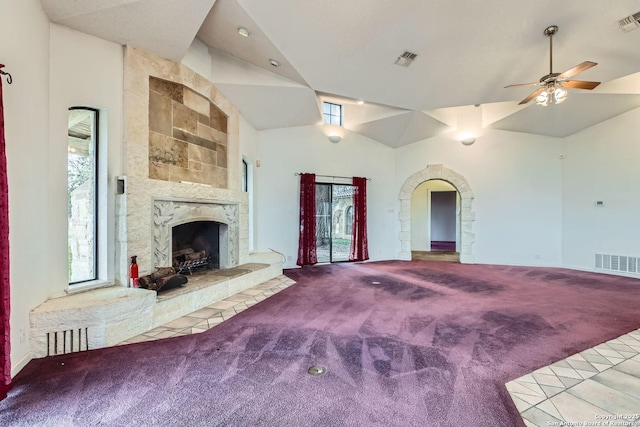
[152,198,239,269]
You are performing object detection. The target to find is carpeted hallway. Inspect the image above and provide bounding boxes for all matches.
[2,261,640,426]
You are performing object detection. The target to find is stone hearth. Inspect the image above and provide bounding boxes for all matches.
[30,255,283,358]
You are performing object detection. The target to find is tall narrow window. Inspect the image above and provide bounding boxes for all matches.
[68,108,98,284]
[322,102,343,126]
[242,159,248,192]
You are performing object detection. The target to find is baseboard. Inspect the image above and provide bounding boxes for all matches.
[562,264,640,280]
[12,352,32,377]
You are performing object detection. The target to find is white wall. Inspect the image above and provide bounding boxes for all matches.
[239,115,259,252]
[0,9,124,376]
[396,129,564,267]
[181,38,212,79]
[562,108,640,273]
[49,25,124,292]
[254,125,399,268]
[0,0,51,375]
[411,184,430,251]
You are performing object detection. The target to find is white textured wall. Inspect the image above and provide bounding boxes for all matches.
[396,129,564,266]
[561,108,640,273]
[254,125,399,268]
[1,0,51,375]
[49,24,124,291]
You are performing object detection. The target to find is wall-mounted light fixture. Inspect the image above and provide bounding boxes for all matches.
[328,135,342,143]
[461,136,476,146]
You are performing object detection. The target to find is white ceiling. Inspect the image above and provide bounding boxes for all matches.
[40,0,640,146]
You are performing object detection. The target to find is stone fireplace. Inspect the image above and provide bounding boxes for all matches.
[116,46,249,284]
[154,199,239,271]
[29,46,283,359]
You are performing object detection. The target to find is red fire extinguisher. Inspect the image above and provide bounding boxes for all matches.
[130,255,139,288]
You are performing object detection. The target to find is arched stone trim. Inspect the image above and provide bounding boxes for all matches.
[398,164,475,263]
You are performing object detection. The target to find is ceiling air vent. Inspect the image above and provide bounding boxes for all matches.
[618,11,640,32]
[395,51,418,67]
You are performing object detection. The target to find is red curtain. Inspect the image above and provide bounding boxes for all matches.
[296,173,317,266]
[0,65,12,400]
[350,177,369,262]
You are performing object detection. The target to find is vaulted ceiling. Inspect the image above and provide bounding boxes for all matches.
[40,0,640,146]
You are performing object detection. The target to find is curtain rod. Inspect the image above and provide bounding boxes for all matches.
[0,64,12,84]
[294,172,371,181]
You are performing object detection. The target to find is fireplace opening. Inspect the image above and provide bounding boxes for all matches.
[172,221,220,274]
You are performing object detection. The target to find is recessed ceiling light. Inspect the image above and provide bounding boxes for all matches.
[237,27,250,37]
[269,59,280,67]
[357,100,364,105]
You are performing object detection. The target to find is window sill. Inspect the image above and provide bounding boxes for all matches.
[67,280,116,295]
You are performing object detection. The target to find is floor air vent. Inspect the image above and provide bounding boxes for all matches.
[47,328,89,356]
[595,253,639,274]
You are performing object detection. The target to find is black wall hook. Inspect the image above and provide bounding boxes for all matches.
[0,66,12,84]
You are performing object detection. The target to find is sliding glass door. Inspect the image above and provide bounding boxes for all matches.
[315,183,354,263]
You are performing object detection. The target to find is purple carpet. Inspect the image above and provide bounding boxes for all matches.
[3,261,640,426]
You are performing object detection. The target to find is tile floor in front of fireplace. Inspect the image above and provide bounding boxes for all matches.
[118,274,296,345]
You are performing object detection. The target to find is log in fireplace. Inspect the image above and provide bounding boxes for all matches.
[171,221,221,274]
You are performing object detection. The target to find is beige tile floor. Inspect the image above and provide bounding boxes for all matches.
[119,275,296,345]
[507,329,640,426]
[120,273,640,425]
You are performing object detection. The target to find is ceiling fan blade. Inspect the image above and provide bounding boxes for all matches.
[557,61,597,79]
[562,80,601,90]
[518,88,545,105]
[504,82,539,88]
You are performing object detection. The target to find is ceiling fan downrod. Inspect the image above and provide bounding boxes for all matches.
[544,25,558,77]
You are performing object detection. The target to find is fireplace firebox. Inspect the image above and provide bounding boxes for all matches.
[172,221,220,274]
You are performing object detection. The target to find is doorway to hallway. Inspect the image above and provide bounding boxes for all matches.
[410,179,460,262]
[430,190,456,251]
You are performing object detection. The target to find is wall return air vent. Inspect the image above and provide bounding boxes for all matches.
[618,11,640,32]
[595,253,639,274]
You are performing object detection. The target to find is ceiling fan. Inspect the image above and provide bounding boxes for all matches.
[505,25,601,106]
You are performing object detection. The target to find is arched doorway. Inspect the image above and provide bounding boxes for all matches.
[398,164,475,263]
[411,180,459,261]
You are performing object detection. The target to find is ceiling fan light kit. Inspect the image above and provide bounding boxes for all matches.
[505,25,601,106]
[536,85,568,106]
